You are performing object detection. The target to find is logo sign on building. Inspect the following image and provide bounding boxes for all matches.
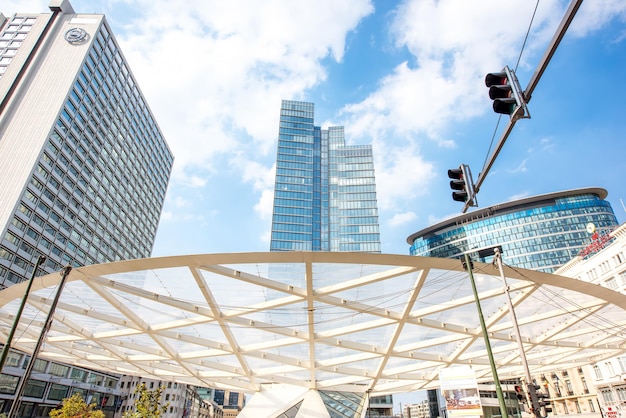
[439,365,483,417]
[605,407,618,418]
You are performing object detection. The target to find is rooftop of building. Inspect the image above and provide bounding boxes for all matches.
[406,187,609,245]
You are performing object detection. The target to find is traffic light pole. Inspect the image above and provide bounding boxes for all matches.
[474,0,583,195]
[493,248,543,418]
[464,253,509,418]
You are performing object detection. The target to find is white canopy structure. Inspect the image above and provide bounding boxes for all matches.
[0,251,625,414]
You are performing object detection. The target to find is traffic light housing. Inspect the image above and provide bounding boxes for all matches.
[528,383,552,417]
[485,65,528,120]
[448,164,476,207]
[514,385,525,402]
[536,388,552,416]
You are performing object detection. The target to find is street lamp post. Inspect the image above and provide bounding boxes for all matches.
[0,255,46,373]
[8,265,72,418]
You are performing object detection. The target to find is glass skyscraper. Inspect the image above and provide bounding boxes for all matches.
[270,99,381,253]
[407,188,619,273]
[0,1,173,287]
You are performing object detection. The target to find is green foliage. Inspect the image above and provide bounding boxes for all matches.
[122,383,169,418]
[48,393,105,418]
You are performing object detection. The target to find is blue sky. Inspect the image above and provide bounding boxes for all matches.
[5,0,626,408]
[8,0,626,258]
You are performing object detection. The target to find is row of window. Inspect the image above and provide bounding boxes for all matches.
[82,23,172,171]
[270,240,312,251]
[47,127,160,242]
[42,131,154,252]
[336,177,375,186]
[336,200,378,210]
[0,16,35,79]
[68,73,169,204]
[275,175,314,186]
[336,242,381,253]
[0,350,117,387]
[339,225,380,234]
[336,162,375,170]
[279,120,315,131]
[281,102,314,114]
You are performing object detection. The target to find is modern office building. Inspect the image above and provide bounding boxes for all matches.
[407,188,619,273]
[407,188,620,418]
[269,100,386,415]
[0,1,173,415]
[270,99,381,253]
[0,0,173,286]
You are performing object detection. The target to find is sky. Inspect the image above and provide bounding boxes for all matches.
[4,0,626,410]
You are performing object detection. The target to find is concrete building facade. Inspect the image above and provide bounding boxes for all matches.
[553,223,626,418]
[0,0,173,285]
[0,1,172,416]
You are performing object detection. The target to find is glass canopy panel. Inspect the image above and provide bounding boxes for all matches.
[0,253,624,396]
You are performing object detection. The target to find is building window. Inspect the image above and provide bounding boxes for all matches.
[588,399,596,412]
[600,261,611,273]
[5,352,22,368]
[606,362,616,376]
[581,377,589,394]
[601,390,615,403]
[24,379,46,398]
[29,358,47,373]
[594,365,602,379]
[0,374,19,394]
[565,380,573,395]
[618,356,626,373]
[47,383,69,401]
[48,363,69,377]
[605,277,618,289]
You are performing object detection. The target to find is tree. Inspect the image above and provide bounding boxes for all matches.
[123,383,169,418]
[49,393,105,418]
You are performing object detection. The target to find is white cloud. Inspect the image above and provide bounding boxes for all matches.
[427,212,459,227]
[508,159,528,174]
[387,211,417,228]
[109,0,374,182]
[507,191,531,202]
[173,196,190,208]
[570,1,626,37]
[254,189,275,222]
[371,142,436,210]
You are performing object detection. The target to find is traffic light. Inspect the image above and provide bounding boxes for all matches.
[536,388,552,416]
[448,164,476,207]
[528,384,551,417]
[514,385,525,403]
[485,65,528,120]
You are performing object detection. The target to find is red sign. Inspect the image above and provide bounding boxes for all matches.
[579,232,613,258]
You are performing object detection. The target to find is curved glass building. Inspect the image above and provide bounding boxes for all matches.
[407,188,619,272]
